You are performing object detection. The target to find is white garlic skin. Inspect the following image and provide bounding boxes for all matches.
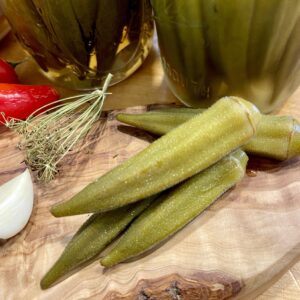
[0,169,34,239]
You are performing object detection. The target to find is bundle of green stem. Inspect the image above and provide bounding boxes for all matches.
[6,74,112,182]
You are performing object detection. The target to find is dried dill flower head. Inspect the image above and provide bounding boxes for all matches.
[3,74,112,182]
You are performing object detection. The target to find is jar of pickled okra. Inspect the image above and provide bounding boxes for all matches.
[151,0,300,113]
[0,0,153,90]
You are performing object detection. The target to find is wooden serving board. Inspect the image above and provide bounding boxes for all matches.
[1,33,300,300]
[0,99,300,300]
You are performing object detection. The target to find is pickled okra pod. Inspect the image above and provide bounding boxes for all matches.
[127,0,143,42]
[206,0,255,90]
[41,197,154,289]
[181,1,208,102]
[95,0,129,74]
[117,108,300,161]
[38,0,90,76]
[246,0,300,111]
[101,149,248,267]
[5,0,64,70]
[117,107,205,136]
[248,0,300,79]
[272,16,300,106]
[51,97,260,217]
[151,0,300,112]
[151,0,208,105]
[71,0,98,50]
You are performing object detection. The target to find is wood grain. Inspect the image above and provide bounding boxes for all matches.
[0,32,300,300]
[105,272,244,299]
[1,101,300,299]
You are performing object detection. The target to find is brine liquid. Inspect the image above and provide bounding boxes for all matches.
[45,22,153,90]
[2,0,153,90]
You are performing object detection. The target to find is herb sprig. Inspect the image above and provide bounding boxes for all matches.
[4,74,112,182]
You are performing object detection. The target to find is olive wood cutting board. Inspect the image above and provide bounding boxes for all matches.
[0,33,300,300]
[0,95,300,299]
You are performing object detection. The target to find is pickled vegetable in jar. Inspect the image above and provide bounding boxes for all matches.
[151,0,300,113]
[0,0,153,90]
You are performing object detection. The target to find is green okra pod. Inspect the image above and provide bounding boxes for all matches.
[246,0,300,112]
[180,0,209,105]
[152,0,212,105]
[117,107,300,161]
[41,196,154,289]
[51,97,260,217]
[117,107,204,136]
[5,0,64,70]
[95,0,129,74]
[39,0,90,75]
[203,0,255,91]
[248,0,300,79]
[101,149,248,267]
[245,114,300,160]
[151,1,187,98]
[71,0,98,50]
[272,16,300,109]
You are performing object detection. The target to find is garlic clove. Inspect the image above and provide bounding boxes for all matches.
[0,169,34,239]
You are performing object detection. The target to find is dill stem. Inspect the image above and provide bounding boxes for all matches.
[6,74,113,181]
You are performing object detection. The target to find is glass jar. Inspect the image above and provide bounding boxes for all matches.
[151,0,300,113]
[1,0,153,90]
[0,5,10,41]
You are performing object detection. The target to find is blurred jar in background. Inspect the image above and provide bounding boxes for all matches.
[0,5,10,41]
[151,0,300,113]
[0,0,153,90]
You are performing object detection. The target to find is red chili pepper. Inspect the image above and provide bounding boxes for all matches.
[0,83,60,123]
[0,59,19,83]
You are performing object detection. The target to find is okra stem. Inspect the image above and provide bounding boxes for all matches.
[41,197,154,289]
[246,115,300,160]
[101,149,248,267]
[117,108,300,160]
[51,97,260,217]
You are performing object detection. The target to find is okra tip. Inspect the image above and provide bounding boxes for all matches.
[40,255,71,289]
[51,202,76,217]
[116,112,152,131]
[50,191,93,217]
[50,205,65,217]
[116,113,129,123]
[40,263,77,290]
[288,121,300,158]
[40,265,64,290]
[116,113,145,128]
[40,275,52,290]
[100,255,117,268]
